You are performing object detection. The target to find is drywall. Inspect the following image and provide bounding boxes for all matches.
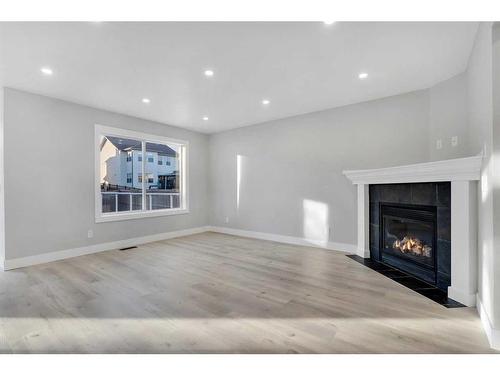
[466,23,497,335]
[429,73,468,160]
[0,87,4,266]
[208,71,471,248]
[209,90,432,247]
[492,24,500,330]
[2,73,472,265]
[2,88,209,260]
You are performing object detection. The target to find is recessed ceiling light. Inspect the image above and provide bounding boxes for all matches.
[358,72,368,80]
[204,70,214,77]
[262,99,271,105]
[323,21,336,25]
[203,116,209,121]
[142,98,151,104]
[40,67,53,76]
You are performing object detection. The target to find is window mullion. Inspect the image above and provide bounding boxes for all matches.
[180,146,184,209]
[141,140,146,211]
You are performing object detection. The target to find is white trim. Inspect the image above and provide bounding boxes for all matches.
[2,226,357,270]
[95,208,190,223]
[95,124,188,147]
[477,294,500,350]
[207,226,357,253]
[448,180,478,307]
[2,226,210,271]
[343,154,483,185]
[94,124,189,223]
[357,184,370,258]
[448,287,476,307]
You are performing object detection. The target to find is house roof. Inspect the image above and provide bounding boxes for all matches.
[104,136,177,157]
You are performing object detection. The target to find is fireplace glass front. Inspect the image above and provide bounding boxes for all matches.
[380,204,437,280]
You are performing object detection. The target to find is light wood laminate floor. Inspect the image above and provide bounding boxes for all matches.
[0,232,495,353]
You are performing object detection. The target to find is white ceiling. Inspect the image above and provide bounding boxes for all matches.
[0,22,478,133]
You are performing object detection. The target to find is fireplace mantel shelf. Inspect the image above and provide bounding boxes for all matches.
[343,154,482,185]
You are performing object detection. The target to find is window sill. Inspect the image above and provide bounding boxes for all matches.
[95,208,190,223]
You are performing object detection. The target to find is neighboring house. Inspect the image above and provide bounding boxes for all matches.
[100,136,179,189]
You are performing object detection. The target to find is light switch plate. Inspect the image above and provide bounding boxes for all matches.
[451,136,458,147]
[436,139,442,150]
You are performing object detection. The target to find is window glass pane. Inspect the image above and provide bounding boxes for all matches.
[100,135,143,213]
[145,141,182,210]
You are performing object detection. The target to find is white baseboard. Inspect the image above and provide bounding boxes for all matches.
[3,225,355,271]
[357,248,370,258]
[448,286,476,307]
[477,294,500,350]
[208,226,357,254]
[3,226,210,271]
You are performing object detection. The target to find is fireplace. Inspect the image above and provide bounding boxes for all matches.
[380,203,437,284]
[368,182,451,291]
[344,156,482,307]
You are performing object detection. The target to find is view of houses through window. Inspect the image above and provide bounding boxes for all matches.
[99,132,184,216]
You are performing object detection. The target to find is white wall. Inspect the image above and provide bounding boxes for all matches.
[429,73,469,160]
[466,23,497,335]
[209,88,462,247]
[492,24,500,332]
[209,77,471,248]
[2,88,209,260]
[0,87,5,266]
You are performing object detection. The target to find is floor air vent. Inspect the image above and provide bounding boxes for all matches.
[119,246,138,251]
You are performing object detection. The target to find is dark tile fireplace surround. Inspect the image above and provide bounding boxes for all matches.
[348,182,463,308]
[371,182,451,290]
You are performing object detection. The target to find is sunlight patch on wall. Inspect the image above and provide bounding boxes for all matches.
[236,154,247,211]
[480,152,492,203]
[303,199,329,246]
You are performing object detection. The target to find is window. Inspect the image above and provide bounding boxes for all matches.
[138,173,154,184]
[166,160,171,166]
[96,124,188,222]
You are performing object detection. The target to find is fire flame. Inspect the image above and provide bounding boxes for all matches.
[393,236,432,257]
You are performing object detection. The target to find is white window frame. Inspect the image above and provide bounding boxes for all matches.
[95,124,189,223]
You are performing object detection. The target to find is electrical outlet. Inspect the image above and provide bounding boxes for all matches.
[224,216,229,224]
[87,229,94,239]
[451,136,458,147]
[436,139,442,150]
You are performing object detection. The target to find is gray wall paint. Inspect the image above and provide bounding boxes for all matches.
[209,90,433,246]
[492,24,500,329]
[209,76,471,247]
[429,73,469,160]
[0,88,5,263]
[3,88,209,260]
[466,23,496,329]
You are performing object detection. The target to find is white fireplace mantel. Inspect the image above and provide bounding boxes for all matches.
[343,154,482,185]
[343,154,483,307]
